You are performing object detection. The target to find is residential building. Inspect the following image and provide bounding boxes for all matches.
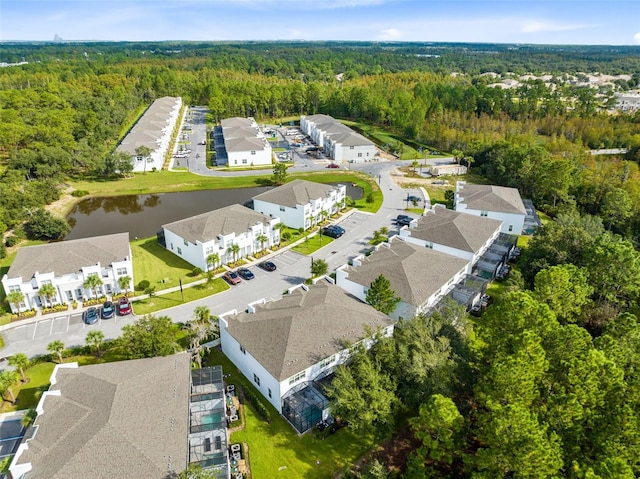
[1,233,133,313]
[116,96,182,172]
[252,179,346,230]
[336,237,469,320]
[300,114,377,163]
[219,279,394,433]
[161,204,281,271]
[399,205,503,273]
[221,117,272,167]
[9,354,230,479]
[454,181,527,235]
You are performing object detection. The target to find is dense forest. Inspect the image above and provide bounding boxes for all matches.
[3,41,640,477]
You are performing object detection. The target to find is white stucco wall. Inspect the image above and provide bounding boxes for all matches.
[227,147,272,167]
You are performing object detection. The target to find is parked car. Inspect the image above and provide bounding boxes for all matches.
[395,214,414,226]
[258,261,277,272]
[101,301,115,319]
[223,271,242,285]
[236,268,255,280]
[118,297,132,316]
[84,307,99,325]
[322,225,345,238]
[407,195,422,203]
[326,163,340,168]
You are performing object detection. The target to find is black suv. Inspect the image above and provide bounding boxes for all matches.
[322,225,345,239]
[395,215,414,226]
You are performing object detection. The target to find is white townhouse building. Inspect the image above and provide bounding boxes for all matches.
[300,114,377,163]
[454,181,527,235]
[116,96,182,173]
[336,237,469,321]
[161,204,281,271]
[399,205,503,273]
[252,179,346,230]
[1,233,133,313]
[221,117,272,167]
[218,279,394,433]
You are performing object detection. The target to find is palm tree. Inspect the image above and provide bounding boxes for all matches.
[226,243,240,264]
[86,330,105,357]
[188,306,216,369]
[0,370,20,404]
[39,283,57,308]
[7,290,25,315]
[256,234,268,252]
[206,253,220,271]
[83,274,103,299]
[8,353,30,382]
[464,155,475,172]
[118,275,132,296]
[21,408,38,428]
[379,226,389,236]
[47,340,65,364]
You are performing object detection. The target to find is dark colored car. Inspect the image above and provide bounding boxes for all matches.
[395,214,414,226]
[236,268,255,280]
[407,195,422,203]
[326,163,340,168]
[101,301,115,319]
[322,225,345,238]
[223,271,242,285]
[84,307,99,325]
[258,261,277,272]
[118,297,132,316]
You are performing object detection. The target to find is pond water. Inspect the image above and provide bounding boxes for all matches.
[65,183,363,240]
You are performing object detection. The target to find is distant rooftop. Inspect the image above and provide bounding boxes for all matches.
[456,182,526,215]
[252,179,342,208]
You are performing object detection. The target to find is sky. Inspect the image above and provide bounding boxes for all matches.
[1,0,639,45]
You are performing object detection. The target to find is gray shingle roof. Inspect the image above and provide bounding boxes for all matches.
[7,233,131,279]
[326,131,374,147]
[221,117,254,129]
[343,239,469,307]
[116,97,180,155]
[162,204,274,244]
[410,207,503,253]
[18,354,191,479]
[225,136,267,153]
[457,183,527,215]
[224,281,393,381]
[252,179,338,208]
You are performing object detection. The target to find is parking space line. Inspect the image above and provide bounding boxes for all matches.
[49,319,55,335]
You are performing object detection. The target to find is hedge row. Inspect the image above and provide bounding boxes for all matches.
[242,387,272,423]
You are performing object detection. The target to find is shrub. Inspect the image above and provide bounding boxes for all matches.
[0,243,6,259]
[298,227,304,234]
[144,286,157,297]
[5,235,19,247]
[71,190,89,198]
[281,232,292,241]
[192,267,203,276]
[366,193,374,204]
[243,387,271,423]
[137,280,151,291]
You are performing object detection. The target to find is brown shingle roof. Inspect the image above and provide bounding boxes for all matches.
[162,204,273,244]
[410,207,502,253]
[17,354,191,479]
[224,281,393,381]
[457,183,527,215]
[7,233,131,279]
[343,239,469,307]
[252,179,338,208]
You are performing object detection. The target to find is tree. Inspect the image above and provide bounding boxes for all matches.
[8,353,30,382]
[83,274,103,299]
[135,145,152,174]
[310,258,328,278]
[206,252,220,271]
[7,290,25,315]
[600,187,633,232]
[118,275,132,296]
[0,370,20,404]
[226,243,240,263]
[272,162,288,185]
[47,340,65,364]
[85,330,106,357]
[119,315,178,359]
[256,234,268,252]
[38,283,57,309]
[23,208,70,240]
[366,274,400,315]
[444,189,455,208]
[533,264,593,324]
[21,408,37,428]
[187,306,217,368]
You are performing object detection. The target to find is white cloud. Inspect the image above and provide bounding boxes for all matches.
[378,28,403,40]
[634,32,640,44]
[521,20,591,33]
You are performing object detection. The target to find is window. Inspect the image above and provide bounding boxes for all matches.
[136,155,143,162]
[66,291,73,301]
[480,210,488,217]
[508,225,513,232]
[279,206,285,212]
[242,159,247,164]
[177,247,182,255]
[170,243,174,250]
[426,242,433,249]
[184,239,188,246]
[357,152,362,157]
[319,355,335,369]
[268,388,272,398]
[251,150,256,155]
[253,374,260,386]
[233,160,237,165]
[240,345,246,354]
[117,267,127,275]
[350,146,354,150]
[205,246,214,255]
[288,371,306,385]
[9,285,21,293]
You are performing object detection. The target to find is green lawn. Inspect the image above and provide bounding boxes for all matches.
[204,349,375,479]
[132,279,229,316]
[131,237,203,289]
[1,362,54,413]
[291,234,335,255]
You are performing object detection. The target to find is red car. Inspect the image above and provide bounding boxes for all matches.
[223,271,242,285]
[118,297,132,316]
[326,163,340,168]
